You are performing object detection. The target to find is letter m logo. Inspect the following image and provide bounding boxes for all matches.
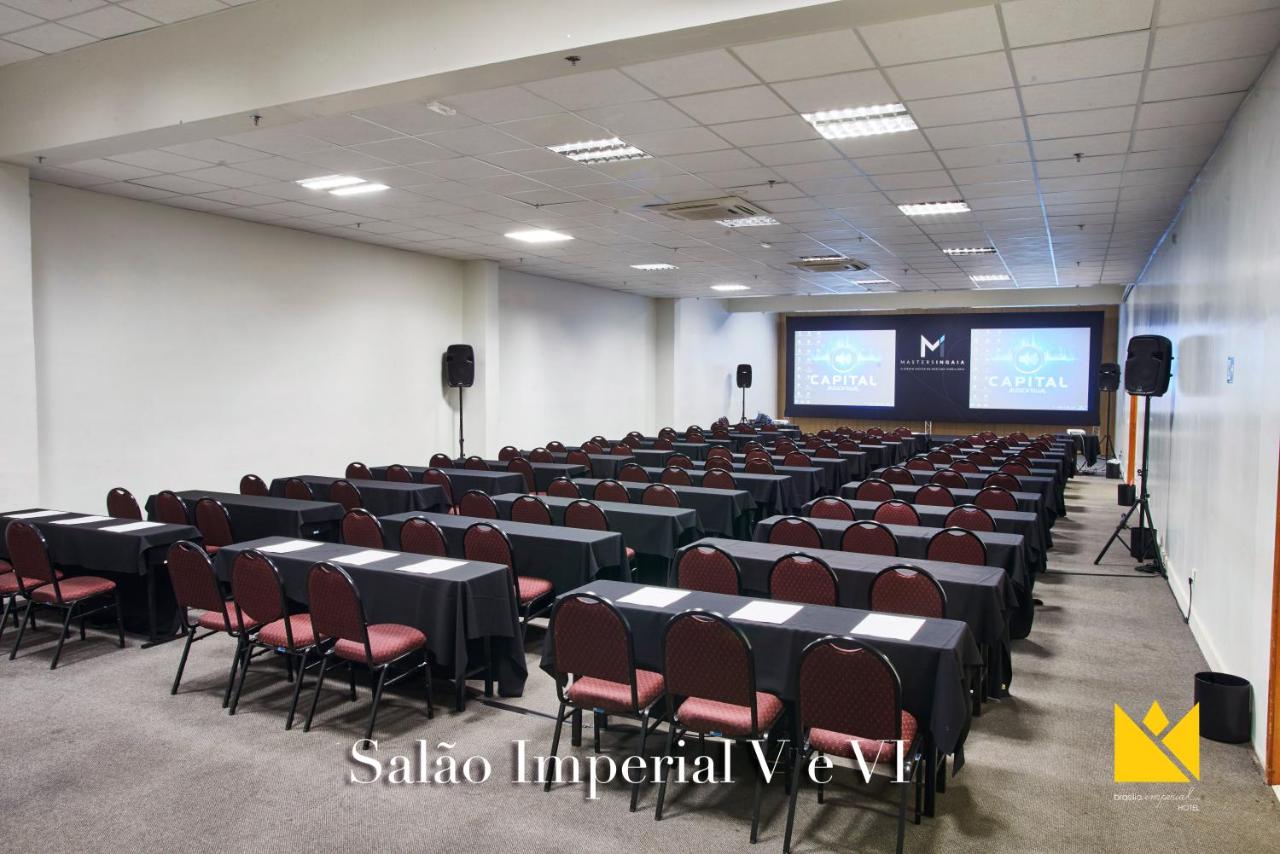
[920,335,945,358]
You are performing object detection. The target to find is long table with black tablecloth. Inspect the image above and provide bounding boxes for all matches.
[212,537,525,709]
[146,490,344,541]
[711,455,846,494]
[0,508,201,639]
[369,465,525,498]
[841,481,1053,549]
[607,439,709,462]
[379,511,626,594]
[639,466,795,514]
[896,460,1066,502]
[572,478,753,538]
[692,460,824,499]
[869,466,1064,517]
[692,536,1015,687]
[454,460,588,492]
[490,493,699,561]
[519,451,630,480]
[270,476,448,517]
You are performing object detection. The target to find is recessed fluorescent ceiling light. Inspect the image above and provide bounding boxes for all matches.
[898,201,970,216]
[943,247,997,255]
[547,137,649,164]
[853,279,892,285]
[297,174,366,191]
[711,284,751,292]
[799,255,848,263]
[716,215,779,228]
[630,263,678,270]
[505,228,574,243]
[970,274,1011,282]
[329,182,390,196]
[802,103,917,139]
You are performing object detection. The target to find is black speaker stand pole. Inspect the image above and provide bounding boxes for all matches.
[1094,396,1165,576]
[1100,390,1116,460]
[457,386,465,459]
[741,387,747,424]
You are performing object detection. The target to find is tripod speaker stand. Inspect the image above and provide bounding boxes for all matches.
[1099,389,1117,460]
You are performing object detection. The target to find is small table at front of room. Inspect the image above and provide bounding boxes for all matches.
[212,537,525,710]
[490,493,700,562]
[0,508,202,641]
[145,490,345,541]
[269,476,449,517]
[571,478,755,539]
[368,465,526,498]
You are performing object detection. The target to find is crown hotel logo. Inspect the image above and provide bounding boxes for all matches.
[1113,702,1200,782]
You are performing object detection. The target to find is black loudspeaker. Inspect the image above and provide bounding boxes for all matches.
[736,364,752,389]
[1124,335,1172,396]
[1098,362,1120,392]
[444,344,475,388]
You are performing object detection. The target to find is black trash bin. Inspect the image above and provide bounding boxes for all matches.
[1194,672,1251,743]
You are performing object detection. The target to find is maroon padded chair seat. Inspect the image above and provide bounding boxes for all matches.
[568,670,664,713]
[31,575,115,604]
[517,576,554,603]
[334,623,426,665]
[257,614,316,648]
[808,710,918,762]
[196,602,259,632]
[677,692,783,737]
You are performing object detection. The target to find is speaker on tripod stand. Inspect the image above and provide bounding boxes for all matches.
[1098,362,1120,478]
[736,364,752,424]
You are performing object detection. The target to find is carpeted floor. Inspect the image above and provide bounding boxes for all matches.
[1,474,1276,853]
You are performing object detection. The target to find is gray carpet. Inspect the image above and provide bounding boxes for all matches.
[1,475,1276,853]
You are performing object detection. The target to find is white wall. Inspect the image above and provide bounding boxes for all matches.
[672,298,778,428]
[30,182,464,512]
[496,269,656,450]
[1120,55,1280,758]
[0,164,38,510]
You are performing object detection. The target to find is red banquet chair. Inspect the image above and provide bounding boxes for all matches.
[809,497,855,521]
[528,448,554,463]
[815,444,840,459]
[194,497,235,555]
[854,479,895,502]
[983,472,1022,492]
[547,478,581,499]
[420,468,455,511]
[660,466,692,487]
[925,450,952,465]
[167,540,256,706]
[341,508,385,549]
[507,457,538,494]
[1000,462,1032,477]
[458,489,499,519]
[594,479,631,503]
[945,504,996,532]
[566,449,592,469]
[840,520,898,557]
[399,516,449,557]
[667,453,694,469]
[767,516,822,548]
[652,437,674,451]
[303,562,433,740]
[611,444,634,456]
[783,451,811,468]
[769,553,838,606]
[238,475,269,497]
[564,500,636,577]
[464,522,553,629]
[153,489,191,525]
[385,464,414,483]
[429,453,453,468]
[329,479,362,511]
[642,483,681,508]
[975,486,1018,512]
[510,495,553,525]
[905,458,934,472]
[913,484,956,507]
[703,468,738,490]
[106,487,143,519]
[544,593,664,811]
[950,461,980,474]
[346,462,373,480]
[283,478,314,501]
[498,446,520,462]
[745,457,775,474]
[869,564,947,618]
[546,441,567,452]
[874,500,920,527]
[618,463,650,483]
[881,466,915,485]
[674,544,740,595]
[464,456,490,471]
[926,527,987,566]
[930,469,968,488]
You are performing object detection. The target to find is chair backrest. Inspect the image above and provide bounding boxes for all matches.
[547,478,581,499]
[1009,431,1029,442]
[983,472,1022,492]
[283,478,314,501]
[769,553,838,606]
[945,504,996,532]
[231,549,291,632]
[881,466,915,485]
[238,475,269,497]
[930,469,968,488]
[950,460,980,474]
[685,431,705,443]
[385,464,414,483]
[341,508,384,548]
[675,545,741,595]
[652,438,674,451]
[168,540,232,624]
[581,442,604,455]
[429,453,454,468]
[345,461,373,480]
[463,523,515,574]
[498,446,520,461]
[529,447,554,463]
[664,611,757,723]
[642,483,681,508]
[420,468,454,505]
[782,451,810,468]
[861,434,882,445]
[974,486,1018,512]
[815,444,839,458]
[809,497,855,520]
[1000,462,1032,476]
[458,489,499,519]
[307,563,370,655]
[853,479,894,502]
[611,444,633,456]
[153,490,190,525]
[660,466,692,486]
[873,499,919,526]
[1023,446,1045,459]
[927,527,988,566]
[966,451,994,466]
[464,456,490,471]
[840,520,898,557]
[940,443,961,454]
[867,427,885,437]
[774,440,798,454]
[869,564,947,618]
[550,593,637,698]
[591,435,609,446]
[194,497,234,547]
[798,637,902,743]
[702,468,738,490]
[836,440,859,452]
[329,479,362,511]
[667,453,694,469]
[914,484,956,507]
[895,427,913,437]
[511,495,553,525]
[925,450,952,465]
[400,516,449,557]
[595,479,630,503]
[745,448,770,463]
[817,429,834,440]
[507,457,537,493]
[658,427,678,439]
[566,449,592,468]
[905,457,934,472]
[5,521,57,591]
[564,499,610,532]
[745,456,775,474]
[619,436,639,449]
[107,487,142,519]
[547,441,567,452]
[705,446,733,461]
[617,463,650,483]
[766,515,823,548]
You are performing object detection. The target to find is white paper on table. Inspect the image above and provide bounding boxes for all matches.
[729,600,803,625]
[52,515,110,526]
[852,613,925,641]
[617,587,690,608]
[338,549,398,566]
[101,521,165,533]
[7,510,68,519]
[397,558,467,575]
[258,540,321,554]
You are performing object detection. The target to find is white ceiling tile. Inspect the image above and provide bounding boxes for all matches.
[94,181,177,200]
[177,165,266,188]
[293,147,396,172]
[771,69,896,113]
[1020,73,1143,115]
[731,30,873,81]
[742,139,839,166]
[1002,0,1154,48]
[196,188,280,207]
[625,127,730,156]
[108,149,211,172]
[662,149,760,174]
[523,69,656,110]
[1011,31,1150,85]
[1158,0,1280,26]
[345,137,453,165]
[121,0,227,24]
[709,115,819,147]
[414,157,505,181]
[419,125,524,156]
[831,129,934,157]
[494,113,613,147]
[60,4,155,37]
[0,5,41,34]
[1033,133,1132,159]
[0,38,41,64]
[1131,122,1227,151]
[218,127,333,156]
[620,49,757,97]
[159,138,266,164]
[859,6,1003,65]
[888,52,1013,100]
[907,89,1022,126]
[923,118,1028,149]
[670,85,792,125]
[352,102,479,135]
[1036,153,1127,176]
[1027,106,1135,139]
[63,157,157,180]
[3,1,105,18]
[1151,9,1280,67]
[520,165,614,189]
[1135,92,1246,128]
[29,165,113,186]
[577,99,698,135]
[448,85,562,122]
[292,115,400,146]
[129,173,226,194]
[4,21,95,51]
[1142,55,1269,100]
[477,147,571,173]
[233,157,319,181]
[1125,144,1214,169]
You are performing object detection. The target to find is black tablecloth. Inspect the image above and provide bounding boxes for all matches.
[491,493,699,560]
[533,452,628,480]
[270,476,448,517]
[870,467,1063,517]
[146,491,344,541]
[573,478,753,538]
[380,512,626,594]
[694,537,1015,689]
[212,538,526,697]
[369,465,525,497]
[642,467,794,514]
[460,461,589,492]
[711,458,833,495]
[623,439,709,461]
[540,580,978,755]
[841,481,1052,549]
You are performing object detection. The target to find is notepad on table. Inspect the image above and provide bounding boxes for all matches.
[52,515,110,526]
[101,521,165,533]
[258,539,321,554]
[397,558,467,575]
[7,510,67,519]
[339,549,397,566]
[617,587,690,608]
[729,600,802,625]
[852,613,924,641]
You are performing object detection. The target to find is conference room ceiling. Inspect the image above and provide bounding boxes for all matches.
[22,0,1280,299]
